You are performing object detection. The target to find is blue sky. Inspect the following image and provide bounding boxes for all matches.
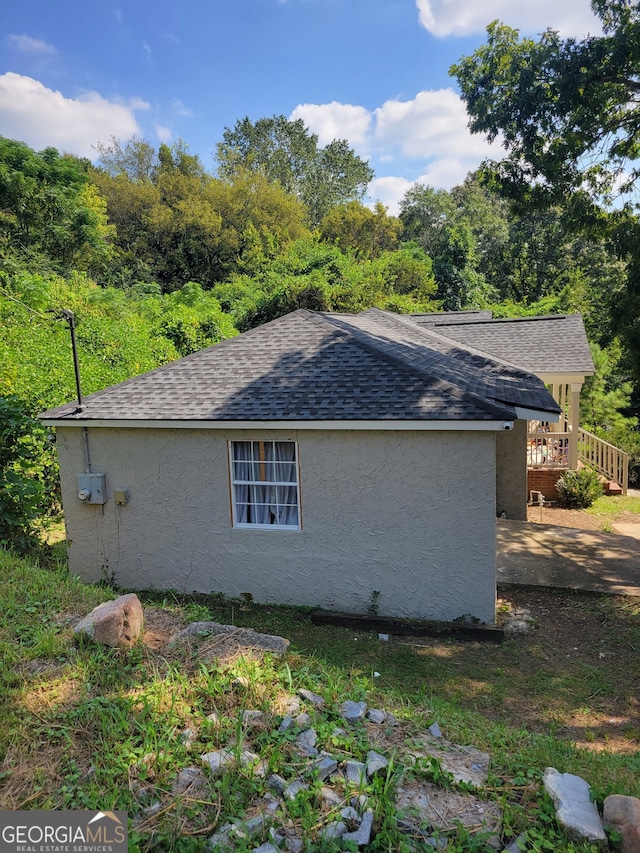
[1,0,600,213]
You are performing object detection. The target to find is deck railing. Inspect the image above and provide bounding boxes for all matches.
[577,427,629,495]
[527,427,629,494]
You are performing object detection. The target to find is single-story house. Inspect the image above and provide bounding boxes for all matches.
[41,307,563,624]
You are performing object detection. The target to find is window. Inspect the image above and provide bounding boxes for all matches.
[230,441,300,529]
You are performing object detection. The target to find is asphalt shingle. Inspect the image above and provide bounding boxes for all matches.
[40,309,562,424]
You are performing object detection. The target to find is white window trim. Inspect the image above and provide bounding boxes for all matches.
[228,440,301,531]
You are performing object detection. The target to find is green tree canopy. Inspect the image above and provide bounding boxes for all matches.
[215,115,374,226]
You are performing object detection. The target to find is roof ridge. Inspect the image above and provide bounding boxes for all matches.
[361,308,535,377]
[312,310,517,420]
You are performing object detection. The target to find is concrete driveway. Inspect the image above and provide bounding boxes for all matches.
[496,519,640,596]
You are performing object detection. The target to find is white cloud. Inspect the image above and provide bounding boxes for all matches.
[366,176,414,215]
[0,73,142,158]
[155,124,172,143]
[416,0,601,38]
[374,88,496,163]
[8,34,57,55]
[290,101,371,148]
[172,98,195,117]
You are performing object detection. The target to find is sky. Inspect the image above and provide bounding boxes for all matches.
[0,0,601,214]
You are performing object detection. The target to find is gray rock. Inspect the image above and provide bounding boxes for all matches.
[340,806,360,823]
[299,688,325,707]
[331,726,347,737]
[171,765,208,796]
[253,845,279,853]
[201,749,234,775]
[310,754,338,781]
[428,722,443,738]
[366,750,388,778]
[206,711,220,725]
[351,794,369,812]
[345,760,367,784]
[603,794,640,853]
[502,834,527,853]
[543,768,606,848]
[343,809,374,846]
[295,713,312,728]
[285,838,303,853]
[341,700,367,722]
[320,821,346,841]
[278,715,296,732]
[284,779,309,801]
[384,711,399,726]
[296,727,318,755]
[406,739,490,788]
[168,621,289,657]
[283,696,301,716]
[396,780,501,837]
[231,814,265,840]
[208,823,234,851]
[179,727,198,746]
[267,773,287,796]
[367,708,386,724]
[74,593,144,649]
[321,786,344,807]
[243,710,265,727]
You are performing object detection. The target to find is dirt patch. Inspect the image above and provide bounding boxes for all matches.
[526,504,603,530]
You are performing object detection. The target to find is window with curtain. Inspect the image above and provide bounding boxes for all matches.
[230,440,300,529]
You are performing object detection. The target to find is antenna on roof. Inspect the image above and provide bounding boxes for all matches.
[50,309,85,413]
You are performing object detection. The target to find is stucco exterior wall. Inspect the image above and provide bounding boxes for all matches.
[55,426,497,624]
[495,420,528,520]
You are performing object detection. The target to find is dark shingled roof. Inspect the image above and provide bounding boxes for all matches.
[410,313,594,376]
[41,308,561,424]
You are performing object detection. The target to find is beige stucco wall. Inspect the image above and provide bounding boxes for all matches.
[55,426,497,623]
[495,420,528,520]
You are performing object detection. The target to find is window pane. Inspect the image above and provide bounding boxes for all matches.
[231,441,299,527]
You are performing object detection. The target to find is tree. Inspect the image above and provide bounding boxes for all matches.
[450,3,640,212]
[215,115,374,226]
[450,2,640,386]
[319,201,401,258]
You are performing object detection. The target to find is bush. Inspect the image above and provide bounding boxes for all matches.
[556,468,604,509]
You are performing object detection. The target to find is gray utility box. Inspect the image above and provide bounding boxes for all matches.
[77,473,107,504]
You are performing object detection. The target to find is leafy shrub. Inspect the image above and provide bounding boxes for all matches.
[0,395,58,552]
[556,468,604,508]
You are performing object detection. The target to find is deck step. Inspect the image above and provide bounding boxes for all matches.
[605,480,623,495]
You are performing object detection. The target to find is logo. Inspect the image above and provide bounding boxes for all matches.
[0,810,127,853]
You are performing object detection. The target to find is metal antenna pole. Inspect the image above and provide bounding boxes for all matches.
[52,309,84,412]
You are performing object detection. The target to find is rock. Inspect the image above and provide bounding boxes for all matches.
[396,780,501,838]
[428,722,443,738]
[253,845,279,853]
[603,794,640,852]
[321,786,344,808]
[365,750,388,779]
[285,838,303,853]
[343,809,374,846]
[295,713,312,728]
[384,711,399,726]
[231,814,265,839]
[320,821,347,841]
[206,711,220,725]
[208,823,234,851]
[267,774,287,796]
[310,754,338,781]
[168,621,289,658]
[340,806,360,822]
[351,794,369,812]
[367,708,386,724]
[296,727,318,756]
[284,779,309,801]
[282,695,301,715]
[178,727,198,746]
[171,765,208,796]
[278,715,296,732]
[502,835,527,853]
[299,688,325,708]
[345,760,366,784]
[407,739,490,788]
[341,700,367,722]
[543,768,606,848]
[201,749,234,775]
[243,710,265,727]
[74,593,144,648]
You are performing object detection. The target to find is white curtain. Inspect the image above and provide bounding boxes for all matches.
[232,441,298,526]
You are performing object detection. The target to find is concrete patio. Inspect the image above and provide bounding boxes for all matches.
[496,519,640,596]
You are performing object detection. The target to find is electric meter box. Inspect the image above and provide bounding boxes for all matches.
[77,473,107,504]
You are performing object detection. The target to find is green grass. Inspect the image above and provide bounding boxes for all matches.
[586,494,640,518]
[0,549,637,851]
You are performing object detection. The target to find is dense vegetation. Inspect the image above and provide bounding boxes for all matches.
[3,7,640,550]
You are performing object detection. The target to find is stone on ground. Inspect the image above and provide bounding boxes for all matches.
[543,768,606,848]
[603,794,640,853]
[74,593,144,648]
[396,780,501,839]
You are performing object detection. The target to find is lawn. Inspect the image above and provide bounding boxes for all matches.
[0,546,638,852]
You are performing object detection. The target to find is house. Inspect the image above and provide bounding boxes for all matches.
[41,308,564,625]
